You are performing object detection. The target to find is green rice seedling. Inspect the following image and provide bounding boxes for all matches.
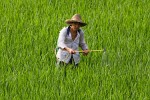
[0,0,150,99]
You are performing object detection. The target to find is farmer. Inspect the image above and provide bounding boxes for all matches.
[56,14,89,67]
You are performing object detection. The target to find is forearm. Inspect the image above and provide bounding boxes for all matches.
[79,43,88,50]
[79,31,88,50]
[64,47,75,54]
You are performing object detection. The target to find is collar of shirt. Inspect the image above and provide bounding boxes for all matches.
[68,31,80,39]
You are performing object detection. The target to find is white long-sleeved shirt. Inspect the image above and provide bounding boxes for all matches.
[56,27,88,64]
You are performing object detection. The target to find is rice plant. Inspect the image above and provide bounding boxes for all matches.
[0,0,149,99]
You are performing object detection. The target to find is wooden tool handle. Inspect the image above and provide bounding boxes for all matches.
[75,49,104,53]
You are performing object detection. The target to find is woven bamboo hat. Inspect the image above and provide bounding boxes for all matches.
[65,14,87,27]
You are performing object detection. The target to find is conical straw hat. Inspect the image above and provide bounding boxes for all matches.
[65,14,87,27]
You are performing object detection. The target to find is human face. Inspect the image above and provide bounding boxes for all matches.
[70,22,81,32]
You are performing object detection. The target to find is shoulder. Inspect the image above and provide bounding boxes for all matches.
[58,27,68,36]
[79,29,84,35]
[60,27,68,33]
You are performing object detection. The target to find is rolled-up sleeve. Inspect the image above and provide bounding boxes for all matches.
[79,30,88,50]
[57,27,67,49]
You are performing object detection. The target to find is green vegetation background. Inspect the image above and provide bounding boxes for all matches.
[0,0,149,99]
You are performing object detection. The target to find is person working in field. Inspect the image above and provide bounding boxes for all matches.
[56,14,89,67]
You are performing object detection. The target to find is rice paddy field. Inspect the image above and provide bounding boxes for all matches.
[0,0,150,99]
